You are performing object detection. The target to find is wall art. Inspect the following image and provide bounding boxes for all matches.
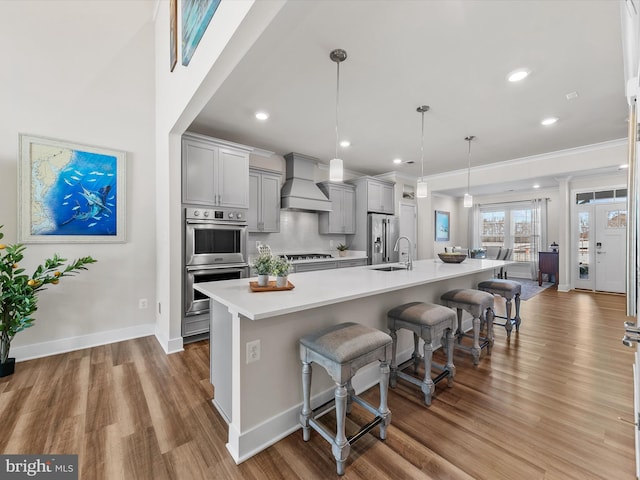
[18,134,126,243]
[182,0,221,66]
[435,210,450,242]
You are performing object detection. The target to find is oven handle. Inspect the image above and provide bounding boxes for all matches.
[185,219,248,227]
[186,263,248,272]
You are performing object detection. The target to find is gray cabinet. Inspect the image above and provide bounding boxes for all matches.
[317,182,356,234]
[182,133,250,208]
[336,258,367,268]
[294,261,338,273]
[249,168,281,233]
[349,176,395,214]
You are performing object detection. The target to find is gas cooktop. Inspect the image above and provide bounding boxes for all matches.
[279,253,333,261]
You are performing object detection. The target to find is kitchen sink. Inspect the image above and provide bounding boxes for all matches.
[371,266,407,272]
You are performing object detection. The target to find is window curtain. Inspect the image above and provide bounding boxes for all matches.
[530,198,548,279]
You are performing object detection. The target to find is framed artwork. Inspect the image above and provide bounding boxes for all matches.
[18,134,126,243]
[435,210,450,242]
[182,0,221,66]
[169,0,177,72]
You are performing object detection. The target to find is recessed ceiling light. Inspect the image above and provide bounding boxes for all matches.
[255,111,269,120]
[507,68,530,82]
[393,158,402,164]
[340,140,351,148]
[541,117,558,126]
[566,91,579,100]
[533,184,540,189]
[620,164,629,169]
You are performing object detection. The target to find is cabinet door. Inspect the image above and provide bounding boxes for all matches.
[343,187,356,233]
[327,185,344,233]
[381,183,394,214]
[367,180,383,212]
[217,148,249,208]
[182,139,216,205]
[260,174,281,233]
[248,171,260,232]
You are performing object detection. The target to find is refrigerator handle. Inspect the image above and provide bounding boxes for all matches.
[383,218,388,262]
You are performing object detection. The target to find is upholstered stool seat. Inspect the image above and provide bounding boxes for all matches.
[477,279,522,337]
[387,302,456,406]
[440,289,495,365]
[299,322,392,476]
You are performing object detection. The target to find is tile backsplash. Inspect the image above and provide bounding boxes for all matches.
[248,210,346,255]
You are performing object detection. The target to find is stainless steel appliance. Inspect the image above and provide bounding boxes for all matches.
[368,213,399,265]
[184,207,248,266]
[183,206,248,340]
[280,253,333,261]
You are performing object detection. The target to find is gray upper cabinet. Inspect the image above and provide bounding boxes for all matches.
[182,133,250,208]
[349,177,395,214]
[317,182,356,234]
[249,168,281,233]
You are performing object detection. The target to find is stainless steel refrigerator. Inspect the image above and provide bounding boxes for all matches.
[368,214,399,265]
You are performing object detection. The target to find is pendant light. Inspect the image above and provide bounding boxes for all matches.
[416,105,430,198]
[464,135,475,208]
[329,49,347,182]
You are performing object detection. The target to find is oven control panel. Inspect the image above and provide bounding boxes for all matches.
[185,207,247,223]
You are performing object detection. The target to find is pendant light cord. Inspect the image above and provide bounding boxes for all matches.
[420,110,425,179]
[335,60,340,160]
[466,136,474,195]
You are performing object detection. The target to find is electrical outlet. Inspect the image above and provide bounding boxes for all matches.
[138,298,148,309]
[246,340,261,364]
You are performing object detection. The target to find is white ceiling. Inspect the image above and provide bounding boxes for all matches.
[190,0,628,193]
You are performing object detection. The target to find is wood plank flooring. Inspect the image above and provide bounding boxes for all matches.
[0,288,635,479]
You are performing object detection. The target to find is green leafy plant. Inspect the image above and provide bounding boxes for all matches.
[336,243,348,252]
[272,256,291,277]
[252,252,274,276]
[0,225,97,364]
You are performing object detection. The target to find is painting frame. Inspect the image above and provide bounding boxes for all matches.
[18,134,126,244]
[181,0,221,66]
[169,0,177,72]
[435,210,450,242]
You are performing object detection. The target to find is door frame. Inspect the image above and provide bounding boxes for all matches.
[570,184,626,291]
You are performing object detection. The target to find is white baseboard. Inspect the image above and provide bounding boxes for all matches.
[558,283,570,292]
[11,323,157,361]
[154,325,184,354]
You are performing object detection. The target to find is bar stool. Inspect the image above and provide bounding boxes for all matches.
[299,322,392,476]
[477,279,522,338]
[440,289,494,365]
[387,302,456,406]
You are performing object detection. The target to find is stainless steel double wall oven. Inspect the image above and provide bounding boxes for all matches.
[183,207,248,340]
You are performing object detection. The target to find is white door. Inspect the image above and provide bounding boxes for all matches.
[595,203,626,293]
[399,202,417,261]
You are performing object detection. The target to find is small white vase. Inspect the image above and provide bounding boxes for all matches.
[257,274,269,287]
[276,275,288,288]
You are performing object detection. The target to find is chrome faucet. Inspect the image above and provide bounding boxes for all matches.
[393,236,413,270]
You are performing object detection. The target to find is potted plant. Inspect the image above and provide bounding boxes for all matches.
[0,225,96,377]
[251,252,273,287]
[272,256,292,288]
[336,243,348,257]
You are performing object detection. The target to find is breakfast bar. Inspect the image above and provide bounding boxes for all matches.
[195,258,510,463]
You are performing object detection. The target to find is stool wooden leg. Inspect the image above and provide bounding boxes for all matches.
[514,293,521,331]
[346,380,355,415]
[421,339,435,406]
[485,308,495,354]
[504,297,513,338]
[471,314,481,365]
[456,308,464,343]
[412,332,420,373]
[378,361,391,439]
[332,384,350,476]
[445,328,455,386]
[388,327,398,388]
[300,362,312,441]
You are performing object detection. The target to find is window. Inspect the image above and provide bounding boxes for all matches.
[479,203,537,262]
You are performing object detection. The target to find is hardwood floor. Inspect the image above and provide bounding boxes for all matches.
[0,288,635,479]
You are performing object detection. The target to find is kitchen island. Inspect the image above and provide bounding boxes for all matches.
[195,258,511,463]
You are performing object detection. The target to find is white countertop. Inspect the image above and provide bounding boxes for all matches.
[196,258,511,321]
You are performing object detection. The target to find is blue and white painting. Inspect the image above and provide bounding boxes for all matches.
[29,143,118,237]
[182,0,221,66]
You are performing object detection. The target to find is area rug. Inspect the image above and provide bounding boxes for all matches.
[510,277,555,301]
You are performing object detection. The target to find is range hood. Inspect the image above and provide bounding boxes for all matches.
[281,152,332,212]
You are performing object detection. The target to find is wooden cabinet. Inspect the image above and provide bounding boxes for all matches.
[348,176,395,214]
[317,182,356,234]
[249,168,281,233]
[538,251,559,286]
[182,133,250,208]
